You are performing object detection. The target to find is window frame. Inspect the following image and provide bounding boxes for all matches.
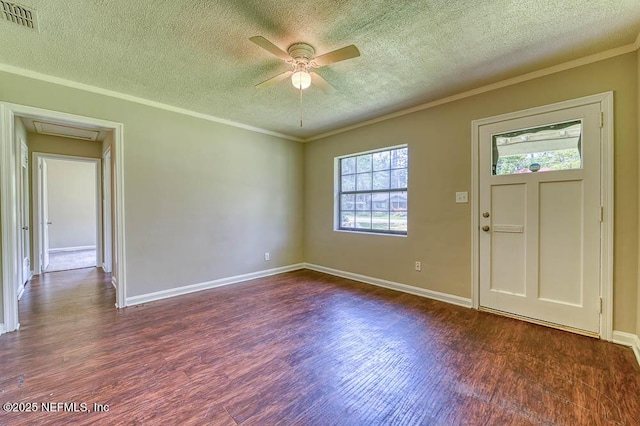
[335,144,408,236]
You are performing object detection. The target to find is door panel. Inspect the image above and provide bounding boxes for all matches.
[479,103,601,334]
[490,184,526,295]
[538,180,582,305]
[20,141,30,283]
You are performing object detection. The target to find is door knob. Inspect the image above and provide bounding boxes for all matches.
[482,226,490,232]
[46,221,52,225]
[482,212,490,218]
[22,226,28,231]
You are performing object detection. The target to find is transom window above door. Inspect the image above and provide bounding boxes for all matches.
[492,120,582,175]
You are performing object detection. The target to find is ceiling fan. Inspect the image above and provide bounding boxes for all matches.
[250,36,360,93]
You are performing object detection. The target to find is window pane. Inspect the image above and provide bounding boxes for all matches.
[391,147,408,168]
[390,169,408,189]
[372,151,390,171]
[390,191,407,211]
[391,212,407,232]
[336,146,408,236]
[492,120,582,176]
[357,154,372,173]
[356,193,371,211]
[372,192,389,211]
[341,174,355,192]
[341,194,355,210]
[356,211,372,229]
[356,173,372,191]
[372,170,390,190]
[341,211,355,228]
[372,212,390,230]
[341,157,356,175]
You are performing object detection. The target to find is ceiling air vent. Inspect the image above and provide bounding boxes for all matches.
[33,121,101,141]
[1,2,37,30]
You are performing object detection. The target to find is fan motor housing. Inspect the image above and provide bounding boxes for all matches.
[288,43,315,60]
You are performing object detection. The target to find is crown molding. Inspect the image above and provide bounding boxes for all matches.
[0,63,304,143]
[306,42,638,142]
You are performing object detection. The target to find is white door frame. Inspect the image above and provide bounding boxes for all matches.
[1,102,127,334]
[470,92,614,340]
[102,147,112,273]
[32,153,103,274]
[39,157,50,271]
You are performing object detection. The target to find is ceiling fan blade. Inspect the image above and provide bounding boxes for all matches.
[310,72,336,94]
[256,71,293,88]
[313,45,360,67]
[249,36,291,61]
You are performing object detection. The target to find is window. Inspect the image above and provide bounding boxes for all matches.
[492,120,582,175]
[337,146,408,235]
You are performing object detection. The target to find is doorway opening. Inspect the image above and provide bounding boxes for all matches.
[1,102,126,334]
[33,154,102,274]
[471,92,613,340]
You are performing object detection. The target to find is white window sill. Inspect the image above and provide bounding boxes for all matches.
[334,229,407,238]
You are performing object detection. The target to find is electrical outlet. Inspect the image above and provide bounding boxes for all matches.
[264,252,270,261]
[455,192,468,203]
[415,261,421,272]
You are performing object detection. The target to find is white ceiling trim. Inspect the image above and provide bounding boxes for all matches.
[0,63,304,143]
[306,42,638,142]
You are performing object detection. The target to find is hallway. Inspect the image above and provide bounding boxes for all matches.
[45,249,97,273]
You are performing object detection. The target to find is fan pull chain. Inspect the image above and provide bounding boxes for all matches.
[299,85,303,127]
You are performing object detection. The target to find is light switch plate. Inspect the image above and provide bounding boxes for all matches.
[455,192,468,203]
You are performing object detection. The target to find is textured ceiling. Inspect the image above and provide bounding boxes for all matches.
[0,1,639,139]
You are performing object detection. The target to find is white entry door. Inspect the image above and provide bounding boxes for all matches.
[479,102,602,334]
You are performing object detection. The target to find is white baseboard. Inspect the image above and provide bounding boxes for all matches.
[612,331,640,367]
[126,263,306,306]
[17,284,25,301]
[304,263,473,308]
[102,263,112,273]
[0,323,5,336]
[49,245,96,253]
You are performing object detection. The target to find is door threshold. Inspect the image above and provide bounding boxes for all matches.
[479,306,600,339]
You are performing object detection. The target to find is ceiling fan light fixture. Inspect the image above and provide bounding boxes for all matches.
[291,71,311,90]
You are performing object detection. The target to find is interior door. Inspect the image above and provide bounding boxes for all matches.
[41,158,50,271]
[479,102,602,334]
[20,141,30,283]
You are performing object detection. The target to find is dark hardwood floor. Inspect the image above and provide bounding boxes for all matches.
[0,268,638,425]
